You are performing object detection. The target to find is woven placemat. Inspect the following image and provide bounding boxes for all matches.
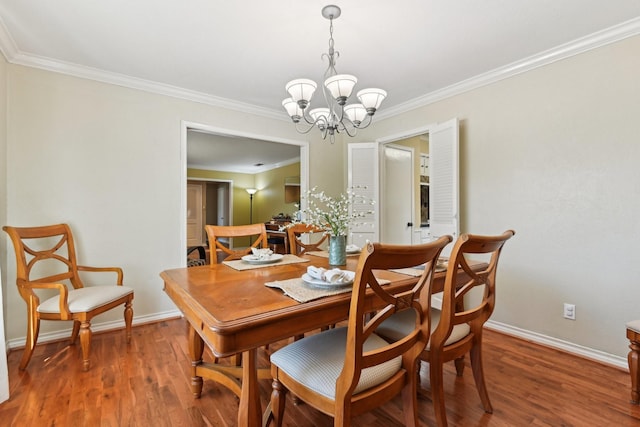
[390,264,447,277]
[223,254,310,271]
[266,276,391,303]
[265,278,353,303]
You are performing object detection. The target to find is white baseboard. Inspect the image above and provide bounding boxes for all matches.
[6,309,183,350]
[4,311,628,372]
[485,319,628,370]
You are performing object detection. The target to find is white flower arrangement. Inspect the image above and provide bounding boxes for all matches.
[290,186,375,237]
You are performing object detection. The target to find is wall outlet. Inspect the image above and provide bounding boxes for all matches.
[563,303,576,320]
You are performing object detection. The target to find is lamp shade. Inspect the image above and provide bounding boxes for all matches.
[344,103,367,124]
[324,74,357,103]
[357,88,387,111]
[282,98,303,120]
[246,188,258,195]
[285,79,317,106]
[309,107,330,123]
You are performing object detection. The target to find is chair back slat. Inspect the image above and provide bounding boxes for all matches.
[434,230,515,346]
[205,223,268,263]
[336,236,452,401]
[3,223,84,290]
[286,223,328,255]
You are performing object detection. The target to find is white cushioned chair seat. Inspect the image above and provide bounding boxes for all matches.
[38,286,134,314]
[270,327,402,399]
[376,308,471,349]
[627,320,640,333]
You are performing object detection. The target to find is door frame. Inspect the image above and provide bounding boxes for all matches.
[180,120,310,264]
[376,123,435,244]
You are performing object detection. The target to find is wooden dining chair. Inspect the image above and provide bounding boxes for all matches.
[376,230,515,427]
[205,223,268,263]
[287,223,329,255]
[627,321,640,404]
[267,236,453,427]
[3,223,134,371]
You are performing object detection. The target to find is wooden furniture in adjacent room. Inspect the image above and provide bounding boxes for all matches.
[265,222,288,254]
[377,230,515,427]
[268,238,451,427]
[3,223,134,371]
[205,223,268,263]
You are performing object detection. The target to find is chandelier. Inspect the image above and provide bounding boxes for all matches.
[282,5,387,142]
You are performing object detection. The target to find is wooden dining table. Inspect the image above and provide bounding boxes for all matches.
[160,252,484,427]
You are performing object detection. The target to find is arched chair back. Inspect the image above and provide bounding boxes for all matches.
[205,223,268,263]
[268,236,453,427]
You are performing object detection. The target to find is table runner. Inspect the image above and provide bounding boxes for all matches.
[223,254,310,271]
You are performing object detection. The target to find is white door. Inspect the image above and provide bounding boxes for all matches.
[381,144,414,244]
[429,118,460,255]
[347,142,379,248]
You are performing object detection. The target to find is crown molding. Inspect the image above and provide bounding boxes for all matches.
[377,16,640,120]
[0,15,639,122]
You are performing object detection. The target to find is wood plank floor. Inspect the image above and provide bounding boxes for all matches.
[1,318,639,426]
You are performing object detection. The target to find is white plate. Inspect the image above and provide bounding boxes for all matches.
[301,273,354,288]
[346,245,361,254]
[241,254,284,265]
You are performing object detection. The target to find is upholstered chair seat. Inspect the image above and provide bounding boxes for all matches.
[38,286,134,314]
[270,327,402,399]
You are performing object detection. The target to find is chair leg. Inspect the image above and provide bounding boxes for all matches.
[628,330,640,404]
[79,320,92,371]
[454,356,465,376]
[124,300,133,343]
[401,360,420,427]
[470,339,493,413]
[70,320,81,344]
[270,378,287,427]
[429,353,449,427]
[19,311,40,371]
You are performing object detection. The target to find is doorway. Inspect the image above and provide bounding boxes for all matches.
[187,179,231,247]
[180,121,310,265]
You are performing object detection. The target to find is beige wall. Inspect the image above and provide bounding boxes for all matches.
[0,64,345,343]
[255,163,300,221]
[357,35,640,359]
[3,34,639,363]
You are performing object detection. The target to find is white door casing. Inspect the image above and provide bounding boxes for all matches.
[381,144,414,244]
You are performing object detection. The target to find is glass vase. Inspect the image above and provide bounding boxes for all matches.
[328,235,347,266]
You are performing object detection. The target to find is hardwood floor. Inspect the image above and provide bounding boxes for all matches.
[1,318,639,426]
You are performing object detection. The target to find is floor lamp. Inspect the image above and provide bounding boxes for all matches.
[246,188,257,223]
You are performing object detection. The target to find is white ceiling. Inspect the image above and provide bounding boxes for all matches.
[1,1,639,171]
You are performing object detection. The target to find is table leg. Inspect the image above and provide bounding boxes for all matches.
[188,324,205,398]
[238,348,262,427]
